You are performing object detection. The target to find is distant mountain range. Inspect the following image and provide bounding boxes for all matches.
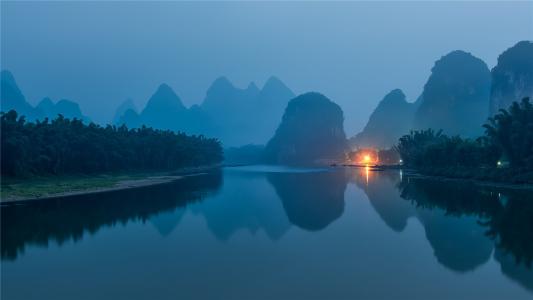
[114,76,295,147]
[1,70,90,123]
[1,70,294,147]
[351,40,533,149]
[3,40,531,151]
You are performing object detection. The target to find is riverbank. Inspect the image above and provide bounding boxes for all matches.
[402,170,533,191]
[0,165,220,203]
[339,164,533,190]
[409,166,533,185]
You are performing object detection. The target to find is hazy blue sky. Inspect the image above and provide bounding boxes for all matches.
[2,1,532,133]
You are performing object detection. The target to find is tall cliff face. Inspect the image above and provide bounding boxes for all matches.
[351,89,415,149]
[264,92,347,165]
[490,41,533,115]
[414,50,491,137]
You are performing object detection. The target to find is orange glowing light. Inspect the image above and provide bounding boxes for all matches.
[350,148,379,165]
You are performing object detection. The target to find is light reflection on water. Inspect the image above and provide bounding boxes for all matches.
[1,166,532,299]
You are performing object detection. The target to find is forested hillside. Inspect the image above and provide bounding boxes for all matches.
[1,110,223,177]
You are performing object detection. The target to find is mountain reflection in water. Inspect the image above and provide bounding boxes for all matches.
[1,166,532,297]
[353,169,533,292]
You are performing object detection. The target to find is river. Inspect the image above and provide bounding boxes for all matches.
[1,166,532,299]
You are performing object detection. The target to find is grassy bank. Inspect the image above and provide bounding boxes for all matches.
[0,165,220,202]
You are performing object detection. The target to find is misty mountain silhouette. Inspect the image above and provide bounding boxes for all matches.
[200,76,294,146]
[36,97,90,122]
[141,83,188,130]
[1,70,90,122]
[350,89,416,149]
[118,109,142,128]
[115,76,294,147]
[414,50,491,137]
[112,98,137,125]
[350,50,497,148]
[264,92,347,164]
[490,40,533,115]
[1,70,38,120]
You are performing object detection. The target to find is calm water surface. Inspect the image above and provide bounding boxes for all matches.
[2,166,532,299]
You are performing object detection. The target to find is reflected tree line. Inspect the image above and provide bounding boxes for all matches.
[398,178,533,269]
[396,175,533,292]
[2,167,532,291]
[352,169,533,292]
[1,169,348,260]
[1,171,222,260]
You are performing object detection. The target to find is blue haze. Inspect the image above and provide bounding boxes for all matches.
[1,1,532,133]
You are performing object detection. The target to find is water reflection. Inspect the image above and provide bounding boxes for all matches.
[416,208,493,272]
[348,166,533,293]
[353,169,494,272]
[189,169,291,241]
[351,170,415,232]
[496,249,533,292]
[1,171,223,260]
[2,166,532,295]
[398,177,533,270]
[392,172,532,291]
[267,170,347,231]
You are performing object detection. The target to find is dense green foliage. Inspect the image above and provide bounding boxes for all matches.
[1,110,223,177]
[396,97,533,183]
[396,129,499,168]
[484,98,533,169]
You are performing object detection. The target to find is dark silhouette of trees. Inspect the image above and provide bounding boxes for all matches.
[395,129,499,169]
[1,172,222,260]
[484,97,533,169]
[1,110,223,177]
[395,98,533,182]
[398,178,533,269]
